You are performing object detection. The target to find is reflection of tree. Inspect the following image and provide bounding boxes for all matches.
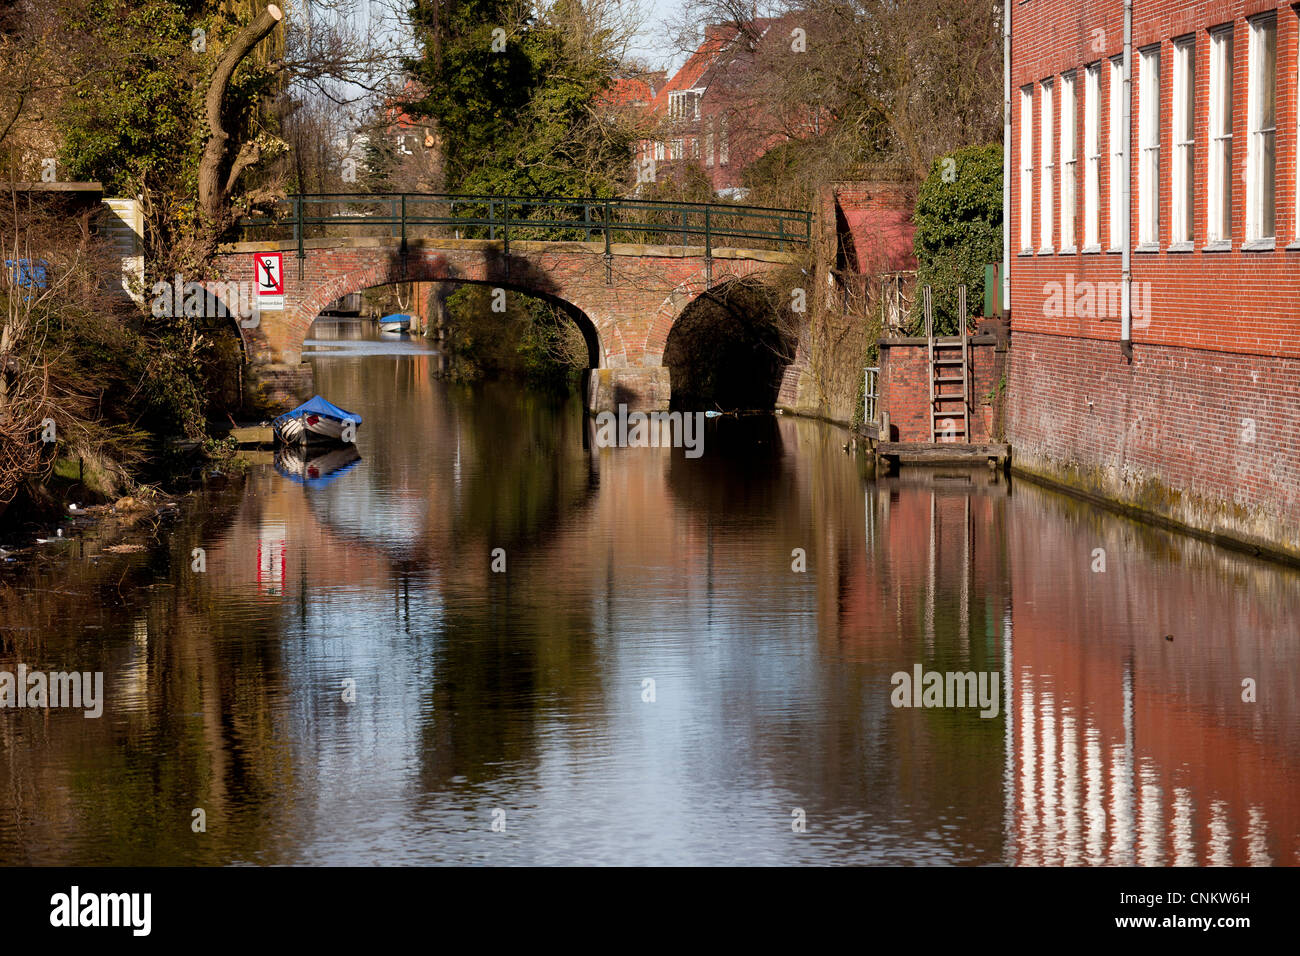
[303,350,608,788]
[0,480,301,864]
[413,381,606,787]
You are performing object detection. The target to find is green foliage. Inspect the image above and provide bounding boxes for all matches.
[59,0,196,194]
[56,0,280,271]
[912,143,1002,334]
[405,0,631,197]
[440,285,586,390]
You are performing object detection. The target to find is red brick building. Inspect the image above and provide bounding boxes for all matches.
[636,16,811,197]
[1008,0,1300,559]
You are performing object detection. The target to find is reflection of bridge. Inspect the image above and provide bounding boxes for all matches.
[212,194,812,409]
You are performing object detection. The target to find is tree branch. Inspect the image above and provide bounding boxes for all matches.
[198,4,284,225]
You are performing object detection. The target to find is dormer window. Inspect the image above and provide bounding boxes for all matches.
[669,90,702,121]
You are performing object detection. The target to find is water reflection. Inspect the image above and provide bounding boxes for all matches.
[0,326,1295,865]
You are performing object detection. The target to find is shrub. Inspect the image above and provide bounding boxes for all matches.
[912,143,1002,335]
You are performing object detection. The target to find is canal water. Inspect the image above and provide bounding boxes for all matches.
[0,320,1296,865]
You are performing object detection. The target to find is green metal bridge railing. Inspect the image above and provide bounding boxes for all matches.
[234,194,813,264]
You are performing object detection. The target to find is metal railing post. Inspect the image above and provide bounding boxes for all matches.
[502,198,510,276]
[400,194,408,256]
[294,195,304,277]
[704,205,713,288]
[603,200,612,285]
[489,199,495,240]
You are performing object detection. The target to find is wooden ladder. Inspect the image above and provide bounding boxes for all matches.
[925,285,970,443]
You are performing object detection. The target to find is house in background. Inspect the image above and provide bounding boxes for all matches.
[596,71,668,118]
[636,16,812,198]
[1008,0,1300,558]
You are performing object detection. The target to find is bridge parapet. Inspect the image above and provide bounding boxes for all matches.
[234,193,812,261]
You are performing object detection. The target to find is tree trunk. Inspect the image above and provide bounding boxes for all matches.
[197,4,283,228]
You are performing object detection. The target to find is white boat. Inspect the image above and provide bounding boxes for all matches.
[378,313,411,333]
[272,395,362,445]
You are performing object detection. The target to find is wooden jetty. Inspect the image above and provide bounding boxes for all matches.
[876,441,1009,473]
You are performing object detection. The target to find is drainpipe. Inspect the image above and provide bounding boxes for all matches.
[1121,0,1134,361]
[1003,0,1011,314]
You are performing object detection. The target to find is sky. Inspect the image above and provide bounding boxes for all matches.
[628,0,689,70]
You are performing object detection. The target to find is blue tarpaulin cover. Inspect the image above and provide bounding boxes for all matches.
[272,395,362,429]
[379,313,411,323]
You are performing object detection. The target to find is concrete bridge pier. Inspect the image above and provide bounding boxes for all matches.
[245,361,315,410]
[586,366,671,414]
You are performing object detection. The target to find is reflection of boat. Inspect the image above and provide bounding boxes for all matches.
[272,395,363,445]
[378,313,411,333]
[274,444,362,488]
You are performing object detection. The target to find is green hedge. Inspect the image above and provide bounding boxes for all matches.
[912,143,1002,335]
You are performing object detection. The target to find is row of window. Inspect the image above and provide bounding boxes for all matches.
[1019,13,1282,254]
[640,119,730,167]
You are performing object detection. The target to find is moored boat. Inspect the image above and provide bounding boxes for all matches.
[272,395,363,445]
[378,313,411,333]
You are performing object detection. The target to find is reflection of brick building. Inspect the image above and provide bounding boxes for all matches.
[635,17,812,197]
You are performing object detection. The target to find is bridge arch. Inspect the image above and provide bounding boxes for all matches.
[292,251,606,369]
[661,275,801,410]
[213,235,804,412]
[308,274,603,370]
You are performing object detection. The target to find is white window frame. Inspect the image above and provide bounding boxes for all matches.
[1060,71,1077,249]
[705,123,714,167]
[1040,78,1054,250]
[1246,14,1276,242]
[1108,56,1125,249]
[1019,86,1029,251]
[1084,63,1102,249]
[1020,86,1034,251]
[668,90,700,121]
[1138,46,1160,246]
[1208,26,1234,243]
[719,115,729,165]
[1171,37,1195,244]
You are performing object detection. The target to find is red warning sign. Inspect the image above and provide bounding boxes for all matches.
[253,252,284,295]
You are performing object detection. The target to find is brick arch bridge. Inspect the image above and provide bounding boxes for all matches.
[212,195,811,411]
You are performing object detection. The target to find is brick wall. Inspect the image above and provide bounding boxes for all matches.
[1011,0,1300,355]
[823,180,918,276]
[1009,0,1300,557]
[879,336,1007,442]
[1009,331,1300,558]
[214,239,787,369]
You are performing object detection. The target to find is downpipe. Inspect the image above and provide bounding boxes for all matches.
[1003,0,1012,314]
[1121,0,1134,361]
